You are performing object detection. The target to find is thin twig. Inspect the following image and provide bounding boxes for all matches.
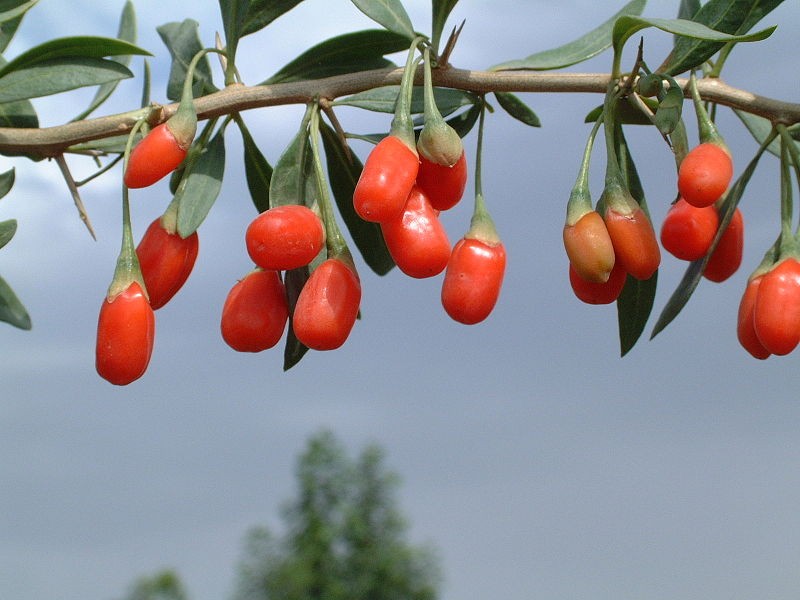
[54,154,96,240]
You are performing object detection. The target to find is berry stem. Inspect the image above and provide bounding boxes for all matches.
[566,115,603,225]
[466,97,500,244]
[688,71,725,147]
[389,36,426,152]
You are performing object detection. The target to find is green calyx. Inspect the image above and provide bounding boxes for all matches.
[689,71,728,150]
[417,46,463,166]
[465,97,500,246]
[566,116,603,226]
[389,36,426,154]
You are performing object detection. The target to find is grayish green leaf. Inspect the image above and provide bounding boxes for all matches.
[238,116,273,213]
[242,0,306,37]
[677,0,701,19]
[0,273,30,330]
[653,83,683,135]
[349,0,415,40]
[334,85,476,116]
[269,122,311,209]
[283,266,310,371]
[0,168,14,200]
[494,92,540,127]
[0,0,39,53]
[491,0,646,71]
[176,129,226,238]
[431,0,459,52]
[734,109,782,157]
[157,20,216,101]
[0,218,15,248]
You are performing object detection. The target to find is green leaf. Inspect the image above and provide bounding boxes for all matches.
[283,266,310,371]
[0,0,40,53]
[613,15,776,62]
[446,102,481,138]
[431,0,459,52]
[0,218,16,248]
[242,0,306,37]
[72,1,137,121]
[493,92,540,127]
[320,120,394,276]
[334,85,476,116]
[0,36,149,78]
[0,168,14,200]
[0,56,36,129]
[661,0,785,75]
[678,0,701,19]
[0,273,30,330]
[653,83,683,135]
[176,128,226,238]
[585,95,659,125]
[218,0,250,64]
[269,120,311,209]
[265,30,409,84]
[651,130,774,339]
[734,109,782,157]
[0,57,133,104]
[491,0,646,71]
[157,20,215,101]
[349,0,415,40]
[238,116,273,213]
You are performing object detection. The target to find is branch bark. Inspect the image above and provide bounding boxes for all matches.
[0,67,797,158]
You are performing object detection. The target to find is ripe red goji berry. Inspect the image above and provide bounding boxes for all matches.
[245,205,325,271]
[220,269,289,352]
[677,142,733,208]
[293,258,361,350]
[660,198,719,261]
[95,282,155,385]
[703,207,743,282]
[353,135,419,223]
[563,210,615,283]
[753,257,800,356]
[124,122,190,189]
[136,217,199,310]
[415,150,468,212]
[380,185,451,278]
[568,261,627,305]
[737,276,770,360]
[603,200,661,281]
[441,237,506,324]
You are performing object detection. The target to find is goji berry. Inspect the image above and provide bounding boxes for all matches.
[703,208,743,282]
[441,237,506,324]
[246,205,325,271]
[603,202,660,280]
[416,150,468,212]
[737,276,770,360]
[753,257,800,356]
[569,261,627,305]
[353,135,419,223]
[677,142,733,208]
[563,210,615,283]
[660,198,719,261]
[136,217,199,309]
[124,122,190,189]
[221,269,289,352]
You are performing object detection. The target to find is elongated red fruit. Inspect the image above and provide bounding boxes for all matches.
[415,151,468,211]
[136,217,199,309]
[737,276,770,360]
[441,237,506,324]
[124,123,189,189]
[381,186,451,278]
[245,205,325,271]
[677,142,733,208]
[95,282,155,385]
[753,258,800,356]
[563,210,615,283]
[603,206,661,280]
[221,269,289,352]
[353,135,419,223]
[703,208,743,282]
[569,261,627,305]
[660,198,718,261]
[293,258,361,350]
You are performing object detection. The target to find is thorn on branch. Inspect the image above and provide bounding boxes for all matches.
[54,154,97,241]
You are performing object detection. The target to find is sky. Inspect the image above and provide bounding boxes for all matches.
[2,1,800,600]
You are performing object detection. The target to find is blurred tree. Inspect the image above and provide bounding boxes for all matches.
[231,430,439,600]
[120,569,189,600]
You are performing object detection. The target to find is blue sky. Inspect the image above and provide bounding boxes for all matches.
[2,1,800,600]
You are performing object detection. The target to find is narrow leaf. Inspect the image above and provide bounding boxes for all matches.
[734,108,783,158]
[242,0,306,37]
[446,102,481,138]
[238,116,273,213]
[0,218,16,248]
[653,83,683,135]
[157,20,216,101]
[269,122,311,209]
[494,92,540,127]
[491,0,646,71]
[265,30,409,84]
[283,266,310,370]
[0,168,14,200]
[0,57,133,104]
[176,129,226,238]
[349,0,415,40]
[0,273,30,330]
[218,0,250,62]
[431,0,459,52]
[0,0,40,53]
[320,121,395,275]
[334,85,476,116]
[677,0,700,19]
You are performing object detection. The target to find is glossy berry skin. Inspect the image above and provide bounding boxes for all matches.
[660,198,719,261]
[753,258,800,356]
[737,276,770,360]
[563,210,615,283]
[293,258,361,350]
[221,269,289,352]
[124,123,189,189]
[441,238,506,324]
[95,282,155,386]
[246,205,325,271]
[136,218,199,310]
[703,208,743,283]
[569,261,627,305]
[677,142,733,208]
[415,151,468,211]
[603,206,661,280]
[353,135,419,222]
[380,186,451,278]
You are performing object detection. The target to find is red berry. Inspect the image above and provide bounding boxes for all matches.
[563,210,615,283]
[703,208,743,282]
[737,276,770,360]
[753,258,800,356]
[677,142,733,208]
[569,261,627,305]
[660,198,718,261]
[353,135,419,222]
[136,218,199,310]
[603,206,661,280]
[441,237,506,324]
[246,205,325,271]
[220,269,289,352]
[380,185,451,278]
[293,258,361,350]
[415,151,468,211]
[95,282,155,385]
[124,123,189,189]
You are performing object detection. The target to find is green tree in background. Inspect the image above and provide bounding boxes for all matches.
[120,569,189,600]
[231,431,439,600]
